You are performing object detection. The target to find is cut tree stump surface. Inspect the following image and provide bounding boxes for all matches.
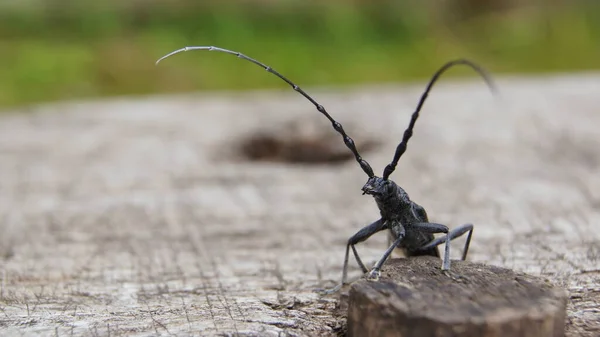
[347,257,568,337]
[0,73,599,336]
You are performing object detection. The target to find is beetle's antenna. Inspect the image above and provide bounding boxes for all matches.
[156,46,374,178]
[381,59,497,180]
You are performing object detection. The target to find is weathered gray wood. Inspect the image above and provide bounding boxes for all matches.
[347,257,568,337]
[0,73,599,336]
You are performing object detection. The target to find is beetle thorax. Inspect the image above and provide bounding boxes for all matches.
[361,176,412,219]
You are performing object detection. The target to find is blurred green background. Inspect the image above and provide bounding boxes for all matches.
[0,0,598,109]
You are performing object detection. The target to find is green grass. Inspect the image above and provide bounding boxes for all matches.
[0,1,599,109]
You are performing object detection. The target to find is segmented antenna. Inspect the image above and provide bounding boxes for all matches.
[381,59,497,180]
[156,46,375,178]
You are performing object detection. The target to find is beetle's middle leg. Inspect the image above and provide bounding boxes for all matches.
[417,223,474,261]
[409,222,453,270]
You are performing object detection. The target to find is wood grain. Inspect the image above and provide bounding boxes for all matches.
[0,73,599,336]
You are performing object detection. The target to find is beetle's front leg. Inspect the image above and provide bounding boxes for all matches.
[367,225,406,281]
[318,218,386,294]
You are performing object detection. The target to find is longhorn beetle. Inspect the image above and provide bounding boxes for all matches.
[156,46,496,293]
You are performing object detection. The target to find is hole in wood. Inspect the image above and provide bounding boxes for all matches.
[237,119,379,165]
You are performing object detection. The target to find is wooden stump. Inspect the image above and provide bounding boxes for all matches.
[347,257,568,337]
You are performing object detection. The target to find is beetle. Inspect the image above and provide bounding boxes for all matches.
[156,46,496,292]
